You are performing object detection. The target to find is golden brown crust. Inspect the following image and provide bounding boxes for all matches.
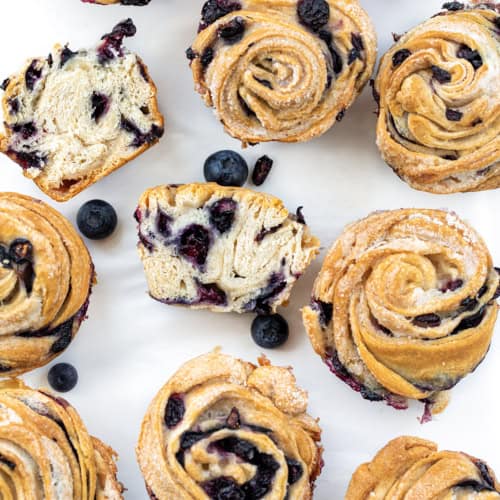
[302,208,499,414]
[346,436,500,499]
[374,5,499,194]
[136,350,323,499]
[190,0,377,145]
[0,192,94,376]
[0,381,123,499]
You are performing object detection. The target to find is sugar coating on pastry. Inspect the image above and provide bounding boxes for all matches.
[0,19,164,201]
[374,4,499,194]
[302,208,500,417]
[136,350,323,499]
[188,0,377,145]
[346,436,500,499]
[0,379,124,499]
[135,183,320,313]
[0,192,94,376]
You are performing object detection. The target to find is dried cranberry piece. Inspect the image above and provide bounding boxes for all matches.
[252,155,273,186]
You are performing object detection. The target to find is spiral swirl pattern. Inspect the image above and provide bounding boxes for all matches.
[346,436,500,499]
[189,0,376,144]
[302,209,499,416]
[136,351,323,499]
[0,193,94,376]
[0,380,123,499]
[374,5,500,193]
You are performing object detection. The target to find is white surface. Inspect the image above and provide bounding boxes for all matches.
[1,1,498,498]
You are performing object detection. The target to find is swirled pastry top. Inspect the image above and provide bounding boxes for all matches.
[374,4,500,194]
[135,183,319,313]
[0,19,164,201]
[0,192,94,376]
[188,0,377,144]
[346,436,500,499]
[0,379,123,499]
[136,351,323,499]
[302,208,499,416]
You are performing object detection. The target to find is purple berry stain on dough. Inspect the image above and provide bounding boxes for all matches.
[120,116,164,147]
[196,282,227,306]
[208,198,237,234]
[12,122,37,140]
[25,60,43,91]
[91,92,110,123]
[60,46,77,68]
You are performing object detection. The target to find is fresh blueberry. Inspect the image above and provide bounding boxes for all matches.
[251,314,289,348]
[204,150,248,187]
[48,363,78,392]
[77,200,118,240]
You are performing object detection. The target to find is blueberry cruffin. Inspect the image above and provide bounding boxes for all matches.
[374,4,500,194]
[0,19,164,202]
[0,192,94,376]
[135,183,320,313]
[136,350,323,499]
[0,379,124,499]
[302,209,500,418]
[346,436,500,499]
[188,0,377,145]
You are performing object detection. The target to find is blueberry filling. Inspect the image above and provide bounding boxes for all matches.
[201,47,215,68]
[197,282,228,306]
[252,156,273,186]
[412,314,442,328]
[238,93,256,117]
[312,299,333,327]
[97,19,137,64]
[286,458,303,485]
[348,33,364,64]
[200,0,242,30]
[460,296,478,311]
[139,231,155,252]
[336,109,346,122]
[25,60,43,91]
[440,279,463,292]
[1,240,35,295]
[297,0,330,32]
[177,224,211,268]
[8,98,19,115]
[442,154,458,161]
[156,211,172,238]
[186,47,197,61]
[0,455,16,470]
[9,239,33,264]
[137,60,150,82]
[452,307,486,335]
[165,394,185,428]
[12,122,37,140]
[226,407,241,429]
[0,78,10,90]
[245,273,287,314]
[7,149,46,170]
[218,17,246,44]
[442,2,464,10]
[446,109,463,121]
[318,30,343,74]
[208,198,237,234]
[202,477,244,499]
[454,480,495,493]
[392,49,411,67]
[475,460,496,490]
[456,44,482,69]
[120,117,164,147]
[60,46,77,68]
[255,224,282,243]
[431,65,452,83]
[91,92,110,123]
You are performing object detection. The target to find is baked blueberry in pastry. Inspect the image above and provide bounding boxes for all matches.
[136,350,323,499]
[0,379,124,499]
[302,209,500,418]
[374,4,499,193]
[188,0,377,145]
[0,192,94,376]
[0,19,164,201]
[346,436,500,499]
[135,183,319,313]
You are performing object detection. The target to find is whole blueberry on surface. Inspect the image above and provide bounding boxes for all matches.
[251,314,289,348]
[77,200,118,240]
[48,363,78,392]
[204,150,248,187]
